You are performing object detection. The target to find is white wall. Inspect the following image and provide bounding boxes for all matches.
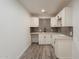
[0,0,31,59]
[72,0,79,59]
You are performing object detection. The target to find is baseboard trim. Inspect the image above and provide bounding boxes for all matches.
[18,43,31,59]
[58,57,72,59]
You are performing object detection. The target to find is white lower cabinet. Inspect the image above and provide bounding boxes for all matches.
[55,38,72,59]
[34,32,72,59]
[39,33,52,44]
[39,33,46,44]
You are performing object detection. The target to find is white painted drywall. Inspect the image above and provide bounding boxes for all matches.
[72,0,79,59]
[0,0,31,59]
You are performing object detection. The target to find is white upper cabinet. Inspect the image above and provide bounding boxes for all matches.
[56,6,72,26]
[30,17,39,27]
[51,17,58,27]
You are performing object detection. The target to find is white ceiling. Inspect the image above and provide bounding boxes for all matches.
[19,0,71,17]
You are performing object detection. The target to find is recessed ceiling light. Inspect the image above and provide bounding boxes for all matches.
[41,9,46,13]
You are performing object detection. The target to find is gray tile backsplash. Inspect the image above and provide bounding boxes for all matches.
[30,27,39,32]
[39,18,51,32]
[30,26,73,37]
[60,27,73,37]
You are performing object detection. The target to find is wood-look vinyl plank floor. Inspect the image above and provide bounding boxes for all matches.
[20,44,56,59]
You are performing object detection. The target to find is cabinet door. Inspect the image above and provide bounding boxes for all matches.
[51,34,56,46]
[56,6,72,26]
[39,33,46,44]
[51,17,57,27]
[31,34,39,43]
[30,17,39,27]
[65,7,72,26]
[55,39,72,59]
[56,9,65,27]
[60,7,72,26]
[45,34,51,44]
[39,33,51,44]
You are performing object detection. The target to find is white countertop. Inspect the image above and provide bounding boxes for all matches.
[31,32,60,34]
[31,32,73,40]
